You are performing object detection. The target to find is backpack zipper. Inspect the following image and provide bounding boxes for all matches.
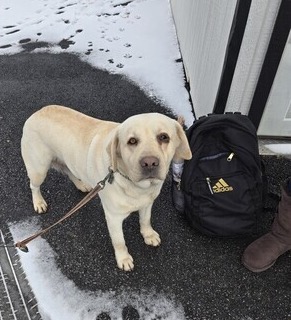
[206,177,214,194]
[200,152,228,161]
[176,179,181,191]
[204,153,234,194]
[227,152,235,161]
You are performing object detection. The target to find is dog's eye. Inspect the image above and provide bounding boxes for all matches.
[157,133,170,143]
[128,137,138,145]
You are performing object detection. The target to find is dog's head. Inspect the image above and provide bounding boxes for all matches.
[107,113,192,186]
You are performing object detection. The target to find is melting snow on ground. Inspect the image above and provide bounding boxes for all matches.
[10,218,186,320]
[0,0,194,126]
[264,144,291,155]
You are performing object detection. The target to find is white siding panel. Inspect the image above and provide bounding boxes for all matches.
[170,0,237,117]
[258,30,291,136]
[225,0,281,114]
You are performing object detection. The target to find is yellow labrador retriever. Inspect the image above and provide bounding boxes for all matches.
[21,105,192,271]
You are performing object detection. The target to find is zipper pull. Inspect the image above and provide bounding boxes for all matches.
[227,152,235,162]
[177,179,181,191]
[206,177,214,194]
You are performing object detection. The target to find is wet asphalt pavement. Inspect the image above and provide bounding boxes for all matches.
[0,52,291,320]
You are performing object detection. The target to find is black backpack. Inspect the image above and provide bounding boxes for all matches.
[181,113,264,237]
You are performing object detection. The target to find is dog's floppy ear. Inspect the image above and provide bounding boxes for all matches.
[173,121,192,162]
[106,128,119,171]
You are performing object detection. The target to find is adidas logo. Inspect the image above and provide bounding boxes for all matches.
[212,178,233,193]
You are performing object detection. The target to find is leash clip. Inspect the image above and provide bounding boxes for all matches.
[98,180,106,189]
[107,168,115,184]
[15,242,29,253]
[97,168,115,189]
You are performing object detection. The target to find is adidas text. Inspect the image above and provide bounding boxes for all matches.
[213,186,233,193]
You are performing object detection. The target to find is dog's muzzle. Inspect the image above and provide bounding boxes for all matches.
[139,156,160,179]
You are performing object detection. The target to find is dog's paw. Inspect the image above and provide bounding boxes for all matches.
[143,230,161,247]
[116,253,134,271]
[33,199,48,214]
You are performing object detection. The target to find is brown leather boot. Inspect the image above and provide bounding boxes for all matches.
[242,178,291,272]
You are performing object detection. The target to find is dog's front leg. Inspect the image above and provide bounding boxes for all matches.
[105,212,134,271]
[139,204,161,247]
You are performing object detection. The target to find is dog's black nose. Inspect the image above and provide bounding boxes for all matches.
[140,156,159,169]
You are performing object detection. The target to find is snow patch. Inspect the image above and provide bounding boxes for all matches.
[0,0,194,126]
[10,218,186,320]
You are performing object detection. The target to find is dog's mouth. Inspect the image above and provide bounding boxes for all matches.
[138,176,161,182]
[140,167,160,180]
[138,170,164,182]
[136,176,162,188]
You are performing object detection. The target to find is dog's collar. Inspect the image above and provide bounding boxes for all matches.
[108,166,132,183]
[116,169,132,182]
